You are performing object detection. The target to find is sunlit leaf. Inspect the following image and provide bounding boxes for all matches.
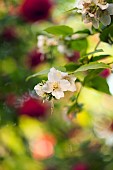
[44,25,73,36]
[74,62,110,73]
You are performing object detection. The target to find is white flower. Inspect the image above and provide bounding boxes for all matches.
[75,0,113,28]
[37,35,48,54]
[43,79,71,99]
[57,44,73,56]
[46,38,58,46]
[94,115,113,146]
[34,68,77,100]
[37,35,57,54]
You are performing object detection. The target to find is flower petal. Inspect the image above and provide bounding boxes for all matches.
[92,18,99,28]
[59,80,71,91]
[48,67,67,82]
[42,81,52,93]
[100,14,111,26]
[34,84,44,97]
[107,4,113,15]
[97,3,109,10]
[52,90,64,99]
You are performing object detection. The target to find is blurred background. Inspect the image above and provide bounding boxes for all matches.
[0,0,113,170]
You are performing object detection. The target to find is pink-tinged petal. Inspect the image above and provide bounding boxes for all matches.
[100,14,111,26]
[52,90,64,99]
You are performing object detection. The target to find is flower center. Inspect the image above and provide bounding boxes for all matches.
[53,82,59,90]
[83,2,98,15]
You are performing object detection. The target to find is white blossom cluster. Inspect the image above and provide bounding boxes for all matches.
[75,0,113,28]
[34,67,76,100]
[37,35,58,54]
[37,34,79,57]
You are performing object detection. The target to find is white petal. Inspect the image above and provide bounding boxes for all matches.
[68,82,76,92]
[52,90,64,99]
[48,67,67,82]
[59,80,71,91]
[97,3,109,10]
[107,4,113,15]
[42,82,52,93]
[92,18,99,28]
[100,14,111,26]
[34,84,44,97]
[75,0,84,9]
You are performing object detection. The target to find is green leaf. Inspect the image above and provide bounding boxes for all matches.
[100,24,113,43]
[65,7,78,12]
[70,39,88,55]
[64,62,80,72]
[44,25,73,36]
[85,75,110,94]
[91,55,110,62]
[26,69,49,81]
[84,49,104,57]
[74,29,91,35]
[74,62,110,73]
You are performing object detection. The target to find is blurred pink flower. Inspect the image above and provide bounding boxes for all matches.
[19,0,53,22]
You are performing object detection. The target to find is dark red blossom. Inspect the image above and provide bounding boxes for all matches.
[19,0,53,22]
[18,96,50,119]
[72,163,89,170]
[27,49,46,68]
[99,68,111,78]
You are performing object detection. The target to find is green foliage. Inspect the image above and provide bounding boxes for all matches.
[44,25,74,36]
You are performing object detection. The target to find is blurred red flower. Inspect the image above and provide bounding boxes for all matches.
[72,163,89,170]
[18,95,50,119]
[27,49,46,68]
[99,69,111,78]
[66,51,80,62]
[19,0,53,22]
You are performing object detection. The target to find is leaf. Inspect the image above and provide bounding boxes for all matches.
[70,39,88,55]
[64,62,80,72]
[44,25,73,36]
[74,29,91,35]
[26,69,49,81]
[74,62,110,73]
[65,7,78,12]
[85,75,110,94]
[100,24,113,43]
[91,55,110,62]
[84,49,104,57]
